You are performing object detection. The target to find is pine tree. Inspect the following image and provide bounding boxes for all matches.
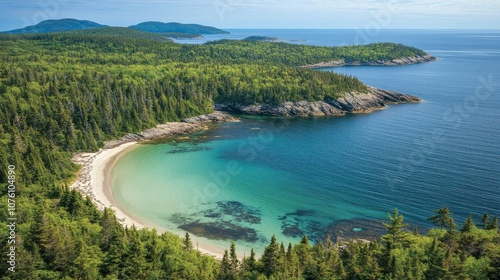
[480,212,490,229]
[243,248,257,272]
[485,215,499,231]
[183,232,193,251]
[229,242,239,279]
[461,214,476,233]
[261,235,280,277]
[286,243,300,279]
[428,207,457,231]
[425,238,448,279]
[220,249,231,280]
[382,208,411,249]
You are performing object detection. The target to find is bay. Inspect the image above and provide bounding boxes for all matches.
[111,29,500,255]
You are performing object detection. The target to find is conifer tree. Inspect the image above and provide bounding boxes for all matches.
[429,206,457,231]
[229,242,239,279]
[220,249,231,280]
[461,214,476,233]
[244,248,257,272]
[261,235,280,277]
[486,215,499,231]
[183,232,193,251]
[382,208,411,249]
[480,212,490,229]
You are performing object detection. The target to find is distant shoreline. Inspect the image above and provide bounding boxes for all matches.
[301,54,437,69]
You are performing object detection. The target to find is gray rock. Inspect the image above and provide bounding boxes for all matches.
[224,86,421,117]
[302,54,437,69]
[103,111,238,149]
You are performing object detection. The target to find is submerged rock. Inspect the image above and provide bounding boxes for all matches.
[166,146,212,154]
[279,209,326,242]
[325,218,387,243]
[215,201,261,224]
[179,221,259,242]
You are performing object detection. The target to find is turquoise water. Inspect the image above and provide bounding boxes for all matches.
[112,30,500,254]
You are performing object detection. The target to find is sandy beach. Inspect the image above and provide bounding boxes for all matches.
[70,112,238,260]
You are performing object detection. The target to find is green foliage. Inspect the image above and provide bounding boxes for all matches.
[0,32,496,279]
[72,27,173,42]
[3,18,104,34]
[128,21,229,34]
[428,206,458,231]
[382,208,411,249]
[239,210,499,280]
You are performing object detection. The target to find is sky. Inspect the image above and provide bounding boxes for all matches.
[0,0,499,31]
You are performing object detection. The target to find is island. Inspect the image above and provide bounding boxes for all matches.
[1,18,229,36]
[243,36,282,42]
[0,18,105,34]
[128,21,229,34]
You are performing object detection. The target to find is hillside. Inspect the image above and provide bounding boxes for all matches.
[129,21,229,34]
[1,19,228,36]
[71,27,173,42]
[2,18,105,34]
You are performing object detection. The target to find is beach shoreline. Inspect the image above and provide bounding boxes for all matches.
[70,112,239,260]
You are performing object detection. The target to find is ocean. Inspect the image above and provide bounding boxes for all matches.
[111,29,500,255]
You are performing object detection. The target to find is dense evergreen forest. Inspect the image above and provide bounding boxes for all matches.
[0,33,498,279]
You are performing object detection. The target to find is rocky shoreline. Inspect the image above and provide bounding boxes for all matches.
[216,86,421,117]
[103,111,239,149]
[301,54,436,69]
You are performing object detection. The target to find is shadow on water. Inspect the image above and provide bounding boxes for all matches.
[279,209,326,242]
[325,218,387,243]
[179,221,260,242]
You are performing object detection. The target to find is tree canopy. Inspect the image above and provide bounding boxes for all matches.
[0,33,497,279]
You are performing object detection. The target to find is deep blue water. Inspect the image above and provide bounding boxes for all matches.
[113,30,500,253]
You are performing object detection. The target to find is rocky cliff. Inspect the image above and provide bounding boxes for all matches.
[215,87,421,117]
[302,54,436,69]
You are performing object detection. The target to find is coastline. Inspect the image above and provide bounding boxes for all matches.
[301,54,437,69]
[217,86,421,117]
[70,111,238,259]
[68,92,419,260]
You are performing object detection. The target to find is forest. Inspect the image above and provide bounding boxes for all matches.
[0,33,498,279]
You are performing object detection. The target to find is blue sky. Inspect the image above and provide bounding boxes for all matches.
[1,0,499,31]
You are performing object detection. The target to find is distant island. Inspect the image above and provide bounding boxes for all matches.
[1,18,105,34]
[128,21,229,35]
[243,36,282,42]
[0,18,229,35]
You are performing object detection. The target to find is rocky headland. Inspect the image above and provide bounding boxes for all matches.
[301,54,436,69]
[215,86,421,117]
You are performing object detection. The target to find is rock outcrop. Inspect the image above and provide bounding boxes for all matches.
[215,87,420,117]
[103,111,238,148]
[302,54,436,69]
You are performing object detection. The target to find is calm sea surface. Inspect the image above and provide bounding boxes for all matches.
[111,30,500,254]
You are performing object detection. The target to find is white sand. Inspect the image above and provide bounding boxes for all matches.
[71,142,141,226]
[70,141,226,259]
